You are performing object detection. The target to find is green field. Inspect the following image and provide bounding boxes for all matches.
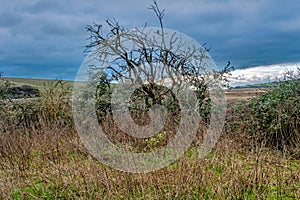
[2,77,75,89]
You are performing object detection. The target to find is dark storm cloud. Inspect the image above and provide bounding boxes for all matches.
[0,0,299,80]
[0,12,22,28]
[159,0,300,68]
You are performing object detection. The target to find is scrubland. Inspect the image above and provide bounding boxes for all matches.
[0,78,299,199]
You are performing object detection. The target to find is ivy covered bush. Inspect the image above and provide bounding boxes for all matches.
[234,69,300,151]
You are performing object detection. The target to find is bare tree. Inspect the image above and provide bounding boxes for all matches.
[84,1,232,124]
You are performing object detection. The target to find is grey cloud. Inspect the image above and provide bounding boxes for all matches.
[0,12,22,28]
[20,0,65,14]
[1,0,300,80]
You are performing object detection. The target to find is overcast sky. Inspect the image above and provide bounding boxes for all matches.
[0,0,299,84]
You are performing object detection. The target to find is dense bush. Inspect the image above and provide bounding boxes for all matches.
[233,69,300,151]
[0,73,12,129]
[0,79,72,131]
[7,85,40,98]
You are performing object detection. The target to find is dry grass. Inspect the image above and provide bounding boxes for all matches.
[0,128,299,199]
[0,87,299,199]
[225,88,268,104]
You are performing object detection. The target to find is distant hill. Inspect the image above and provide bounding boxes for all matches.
[2,77,74,89]
[233,82,279,89]
[1,77,75,99]
[2,77,293,90]
[7,85,40,99]
[234,79,300,89]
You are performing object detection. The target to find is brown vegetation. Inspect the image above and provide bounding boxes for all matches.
[0,80,299,199]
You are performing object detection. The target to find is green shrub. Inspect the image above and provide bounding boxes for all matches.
[0,72,12,108]
[235,70,300,151]
[10,100,40,128]
[0,79,73,131]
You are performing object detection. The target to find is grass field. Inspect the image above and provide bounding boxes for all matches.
[225,88,268,103]
[3,76,268,99]
[2,77,74,89]
[0,78,299,199]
